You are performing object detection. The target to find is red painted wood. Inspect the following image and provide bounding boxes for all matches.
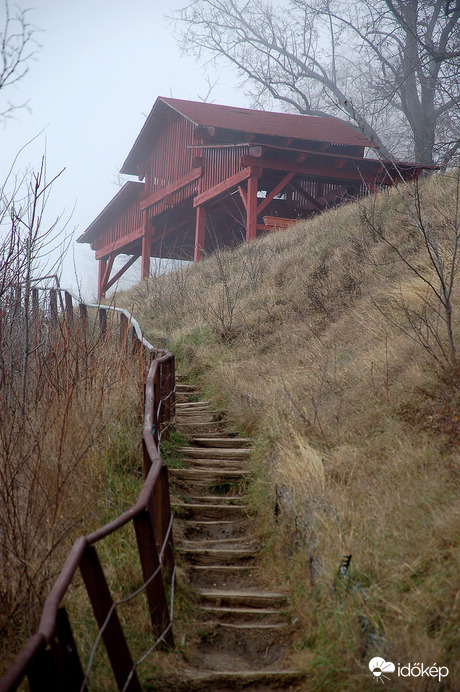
[105,254,139,292]
[193,167,252,207]
[141,224,152,280]
[140,168,202,211]
[261,217,297,228]
[95,225,144,259]
[256,172,296,216]
[194,205,207,262]
[80,98,427,281]
[246,168,259,241]
[289,181,325,210]
[98,258,107,301]
[241,154,389,184]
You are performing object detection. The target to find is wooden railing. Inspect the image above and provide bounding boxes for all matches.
[0,290,176,692]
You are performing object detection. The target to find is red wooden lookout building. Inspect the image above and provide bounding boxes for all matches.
[78,97,425,300]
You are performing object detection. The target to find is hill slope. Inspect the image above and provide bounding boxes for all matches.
[119,172,460,690]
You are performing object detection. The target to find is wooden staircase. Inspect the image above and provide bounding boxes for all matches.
[165,380,303,691]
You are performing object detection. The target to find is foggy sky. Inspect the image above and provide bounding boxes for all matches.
[1,0,245,299]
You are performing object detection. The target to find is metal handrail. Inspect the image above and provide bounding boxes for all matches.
[0,291,176,692]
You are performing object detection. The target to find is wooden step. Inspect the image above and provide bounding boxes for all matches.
[197,589,287,608]
[175,384,198,392]
[190,437,252,448]
[182,536,255,548]
[167,669,304,690]
[181,547,255,565]
[176,418,223,428]
[174,503,248,520]
[169,468,246,481]
[199,605,286,624]
[177,420,224,429]
[181,520,251,541]
[178,446,251,460]
[185,494,245,505]
[185,460,247,472]
[176,403,223,418]
[188,565,255,588]
[176,401,210,409]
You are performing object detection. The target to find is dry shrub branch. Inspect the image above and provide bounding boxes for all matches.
[0,300,144,672]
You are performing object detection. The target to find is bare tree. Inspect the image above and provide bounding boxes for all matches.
[0,0,40,121]
[175,0,460,166]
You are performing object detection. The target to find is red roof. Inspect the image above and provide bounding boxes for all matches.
[163,97,373,147]
[121,97,375,175]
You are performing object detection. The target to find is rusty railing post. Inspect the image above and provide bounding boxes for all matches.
[79,546,141,692]
[32,287,39,322]
[131,326,141,355]
[133,510,174,649]
[98,307,107,340]
[64,291,73,327]
[50,608,86,692]
[120,313,129,352]
[49,289,58,327]
[170,355,176,423]
[79,302,88,332]
[153,466,175,575]
[26,639,59,692]
[153,366,160,449]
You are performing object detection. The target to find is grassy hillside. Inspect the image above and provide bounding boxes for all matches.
[119,172,460,690]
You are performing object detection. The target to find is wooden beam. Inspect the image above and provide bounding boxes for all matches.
[105,254,140,292]
[241,155,385,185]
[141,217,152,279]
[140,168,202,211]
[194,205,207,262]
[98,254,114,300]
[238,184,247,211]
[289,181,325,211]
[256,172,296,216]
[193,167,253,207]
[98,257,107,301]
[102,254,114,290]
[246,168,259,242]
[94,225,144,259]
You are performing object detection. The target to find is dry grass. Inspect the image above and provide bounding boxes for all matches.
[117,171,460,690]
[0,315,146,675]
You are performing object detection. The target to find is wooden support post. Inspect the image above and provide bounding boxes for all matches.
[153,466,175,575]
[65,292,73,327]
[32,288,39,322]
[79,302,88,331]
[79,546,141,692]
[246,168,259,241]
[119,313,129,351]
[98,257,107,301]
[194,205,207,262]
[49,289,58,326]
[50,607,86,692]
[98,308,107,340]
[153,366,160,449]
[131,325,141,356]
[133,510,174,648]
[141,219,152,280]
[170,355,176,423]
[27,641,60,692]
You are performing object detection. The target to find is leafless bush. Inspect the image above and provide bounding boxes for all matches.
[360,170,460,366]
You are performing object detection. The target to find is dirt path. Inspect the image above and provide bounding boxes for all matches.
[165,379,303,691]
